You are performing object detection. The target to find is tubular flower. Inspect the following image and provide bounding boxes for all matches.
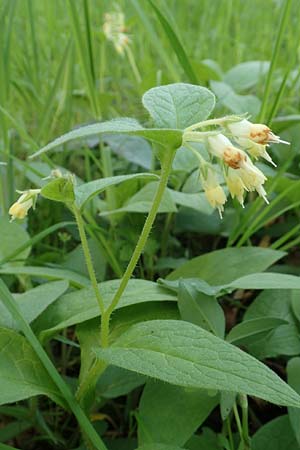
[9,189,40,221]
[236,138,276,166]
[182,115,288,215]
[238,161,268,203]
[225,169,246,207]
[200,167,226,218]
[103,11,130,55]
[227,119,288,145]
[208,134,248,169]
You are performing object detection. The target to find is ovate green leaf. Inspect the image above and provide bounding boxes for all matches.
[94,320,300,407]
[142,83,215,129]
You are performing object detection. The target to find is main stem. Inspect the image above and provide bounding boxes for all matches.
[73,206,105,317]
[100,150,175,347]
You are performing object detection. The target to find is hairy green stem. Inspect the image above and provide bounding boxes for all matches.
[73,206,105,316]
[100,150,175,347]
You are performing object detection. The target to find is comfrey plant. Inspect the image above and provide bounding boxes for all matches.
[1,84,299,450]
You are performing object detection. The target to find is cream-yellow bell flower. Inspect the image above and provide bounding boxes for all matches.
[200,167,226,218]
[225,169,246,207]
[238,159,269,203]
[208,134,247,169]
[236,138,276,166]
[227,119,288,145]
[9,189,40,221]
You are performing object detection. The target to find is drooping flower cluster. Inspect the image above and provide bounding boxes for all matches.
[183,117,289,217]
[9,189,40,221]
[103,11,130,55]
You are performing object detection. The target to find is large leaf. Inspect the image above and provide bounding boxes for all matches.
[287,358,300,446]
[0,280,68,330]
[94,320,300,407]
[75,173,158,209]
[30,118,183,159]
[33,280,177,341]
[142,83,215,129]
[0,327,62,406]
[178,281,225,338]
[138,381,218,447]
[167,247,285,283]
[252,415,299,450]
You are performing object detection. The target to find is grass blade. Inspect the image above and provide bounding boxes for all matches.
[259,0,293,123]
[147,0,198,84]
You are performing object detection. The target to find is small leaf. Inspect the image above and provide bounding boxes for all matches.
[41,177,75,203]
[0,327,63,406]
[94,319,300,407]
[226,318,288,344]
[138,381,218,447]
[142,83,215,129]
[75,173,158,209]
[220,391,236,421]
[178,281,225,338]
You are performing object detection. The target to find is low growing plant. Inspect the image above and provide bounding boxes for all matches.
[1,83,300,450]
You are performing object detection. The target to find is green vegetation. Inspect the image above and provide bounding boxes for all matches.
[1,1,300,449]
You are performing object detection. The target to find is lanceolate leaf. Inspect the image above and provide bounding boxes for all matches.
[75,173,159,209]
[30,118,182,159]
[142,83,215,129]
[0,328,63,406]
[94,320,300,408]
[33,280,177,341]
